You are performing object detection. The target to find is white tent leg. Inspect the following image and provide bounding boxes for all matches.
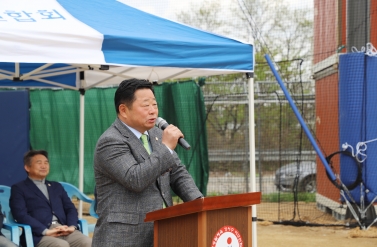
[79,91,85,218]
[248,75,257,247]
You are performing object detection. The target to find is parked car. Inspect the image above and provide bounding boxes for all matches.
[274,161,316,193]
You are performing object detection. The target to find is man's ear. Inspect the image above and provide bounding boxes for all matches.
[118,104,129,119]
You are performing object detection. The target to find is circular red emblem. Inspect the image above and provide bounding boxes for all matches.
[211,225,244,247]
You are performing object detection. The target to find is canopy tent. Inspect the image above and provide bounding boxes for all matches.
[0,0,253,87]
[0,0,255,241]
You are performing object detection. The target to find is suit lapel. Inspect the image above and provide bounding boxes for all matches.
[114,118,152,159]
[149,130,159,154]
[148,129,163,188]
[113,118,131,139]
[46,180,54,202]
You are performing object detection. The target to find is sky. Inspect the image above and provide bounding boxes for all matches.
[117,0,313,20]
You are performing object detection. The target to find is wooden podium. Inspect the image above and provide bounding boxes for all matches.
[145,192,261,247]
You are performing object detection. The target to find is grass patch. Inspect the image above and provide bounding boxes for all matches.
[262,192,315,203]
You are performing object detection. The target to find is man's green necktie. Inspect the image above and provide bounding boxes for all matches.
[140,134,151,154]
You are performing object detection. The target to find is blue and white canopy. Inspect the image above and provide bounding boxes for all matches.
[0,0,254,89]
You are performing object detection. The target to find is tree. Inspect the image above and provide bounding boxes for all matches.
[176,0,313,80]
[176,0,315,161]
[234,0,313,82]
[175,0,225,33]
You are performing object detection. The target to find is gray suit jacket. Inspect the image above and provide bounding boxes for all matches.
[92,118,203,247]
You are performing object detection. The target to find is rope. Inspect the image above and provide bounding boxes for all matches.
[351,42,377,57]
[342,137,377,163]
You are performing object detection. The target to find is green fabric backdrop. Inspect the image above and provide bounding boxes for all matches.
[29,81,209,195]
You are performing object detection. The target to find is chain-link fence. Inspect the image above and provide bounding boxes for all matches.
[201,77,342,226]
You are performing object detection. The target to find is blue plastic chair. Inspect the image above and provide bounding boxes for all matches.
[0,185,34,247]
[59,182,97,234]
[1,222,19,246]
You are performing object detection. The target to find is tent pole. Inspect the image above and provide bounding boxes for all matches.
[247,73,257,247]
[79,89,85,218]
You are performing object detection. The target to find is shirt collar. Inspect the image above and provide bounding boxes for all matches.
[29,176,46,184]
[121,120,148,139]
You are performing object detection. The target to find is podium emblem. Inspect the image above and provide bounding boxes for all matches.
[211,225,244,247]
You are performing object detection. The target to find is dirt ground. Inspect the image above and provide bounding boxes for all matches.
[256,202,377,246]
[81,201,377,246]
[83,215,377,246]
[257,221,377,247]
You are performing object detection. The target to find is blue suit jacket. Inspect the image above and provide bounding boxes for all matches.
[10,178,78,246]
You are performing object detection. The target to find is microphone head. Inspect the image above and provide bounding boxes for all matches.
[155,117,166,129]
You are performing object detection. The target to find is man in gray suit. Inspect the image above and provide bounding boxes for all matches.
[92,78,203,247]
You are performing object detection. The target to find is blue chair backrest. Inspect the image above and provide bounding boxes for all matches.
[59,182,98,218]
[59,182,97,233]
[59,182,93,203]
[89,198,98,219]
[0,185,15,223]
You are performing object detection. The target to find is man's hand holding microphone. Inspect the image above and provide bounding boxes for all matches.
[155,117,191,150]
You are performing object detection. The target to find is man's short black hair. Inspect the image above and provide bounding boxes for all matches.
[114,78,154,113]
[24,150,48,166]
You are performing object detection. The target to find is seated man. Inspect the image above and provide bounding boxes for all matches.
[0,204,18,247]
[9,150,92,247]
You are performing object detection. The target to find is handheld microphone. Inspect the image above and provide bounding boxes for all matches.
[155,117,191,150]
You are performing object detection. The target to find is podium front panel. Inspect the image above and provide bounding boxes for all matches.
[206,207,251,247]
[155,213,198,246]
[147,194,260,247]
